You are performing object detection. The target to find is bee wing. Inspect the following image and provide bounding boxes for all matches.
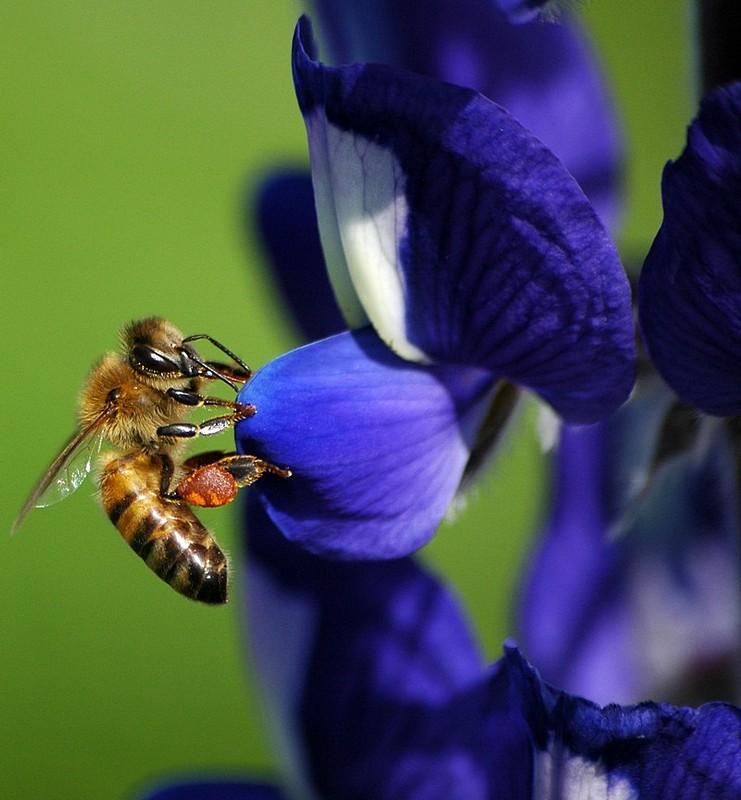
[12,407,113,534]
[33,430,105,509]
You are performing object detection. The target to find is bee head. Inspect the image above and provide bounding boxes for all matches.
[124,317,239,390]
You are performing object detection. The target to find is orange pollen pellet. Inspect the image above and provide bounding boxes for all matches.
[176,465,238,508]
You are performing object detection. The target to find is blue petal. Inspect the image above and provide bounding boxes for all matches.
[236,327,495,559]
[501,645,741,799]
[309,1,622,230]
[140,780,287,800]
[244,499,535,800]
[253,170,345,341]
[638,83,741,416]
[294,17,634,422]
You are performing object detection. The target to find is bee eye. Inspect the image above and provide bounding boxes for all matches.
[130,344,181,376]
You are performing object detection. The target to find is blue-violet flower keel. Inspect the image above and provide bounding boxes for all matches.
[237,327,494,559]
[292,16,634,423]
[638,82,741,416]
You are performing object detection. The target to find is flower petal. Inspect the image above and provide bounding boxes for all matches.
[638,83,741,416]
[293,16,634,422]
[519,383,741,706]
[236,327,494,559]
[501,644,741,800]
[517,423,637,706]
[253,169,345,341]
[308,0,623,230]
[244,498,531,800]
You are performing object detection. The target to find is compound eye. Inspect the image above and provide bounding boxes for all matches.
[130,343,181,376]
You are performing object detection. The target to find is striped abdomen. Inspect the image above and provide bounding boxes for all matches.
[99,451,228,604]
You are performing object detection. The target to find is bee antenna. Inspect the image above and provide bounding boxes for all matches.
[187,352,239,391]
[182,333,251,375]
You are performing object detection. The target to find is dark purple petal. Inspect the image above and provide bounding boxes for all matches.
[501,645,741,799]
[638,83,741,416]
[236,327,495,559]
[519,383,741,706]
[253,170,345,341]
[294,17,634,423]
[139,780,286,800]
[517,423,637,706]
[309,0,622,229]
[244,499,536,800]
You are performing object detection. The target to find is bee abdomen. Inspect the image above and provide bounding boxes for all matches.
[99,452,228,604]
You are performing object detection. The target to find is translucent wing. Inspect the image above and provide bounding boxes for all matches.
[12,407,114,534]
[34,430,104,508]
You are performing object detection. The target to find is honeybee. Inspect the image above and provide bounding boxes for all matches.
[13,317,290,604]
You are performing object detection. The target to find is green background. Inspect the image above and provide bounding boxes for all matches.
[1,3,692,798]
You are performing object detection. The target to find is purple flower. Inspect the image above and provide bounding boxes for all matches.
[518,377,741,706]
[235,17,634,560]
[140,497,741,800]
[638,82,741,416]
[516,81,741,710]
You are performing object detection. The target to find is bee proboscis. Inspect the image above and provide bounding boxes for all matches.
[13,317,290,604]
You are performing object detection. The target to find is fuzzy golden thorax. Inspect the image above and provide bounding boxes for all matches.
[78,354,191,454]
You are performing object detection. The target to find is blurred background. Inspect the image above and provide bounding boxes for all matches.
[1,3,691,798]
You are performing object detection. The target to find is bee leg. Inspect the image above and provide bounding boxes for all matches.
[166,387,255,410]
[175,454,291,508]
[181,450,229,470]
[157,453,177,497]
[220,454,292,485]
[158,393,256,439]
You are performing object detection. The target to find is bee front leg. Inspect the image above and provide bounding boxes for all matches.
[158,389,256,439]
[175,454,292,508]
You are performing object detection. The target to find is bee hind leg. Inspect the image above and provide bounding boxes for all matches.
[157,453,177,497]
[175,454,292,508]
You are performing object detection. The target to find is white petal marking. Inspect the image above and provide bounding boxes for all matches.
[306,109,430,363]
[536,746,638,800]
